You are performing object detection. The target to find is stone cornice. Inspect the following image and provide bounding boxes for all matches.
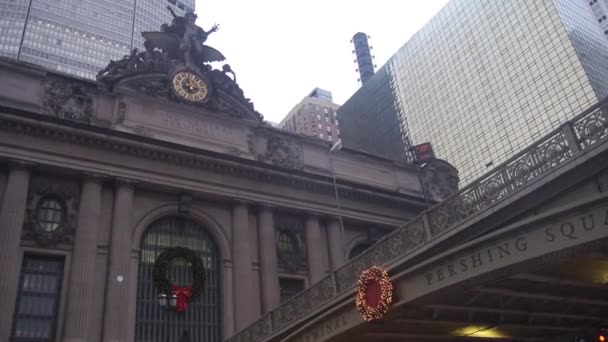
[0,109,427,212]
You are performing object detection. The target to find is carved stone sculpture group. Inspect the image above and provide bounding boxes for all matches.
[96,7,262,122]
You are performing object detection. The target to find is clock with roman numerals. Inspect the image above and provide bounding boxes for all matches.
[171,71,209,103]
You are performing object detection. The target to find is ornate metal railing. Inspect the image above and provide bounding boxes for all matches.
[226,97,608,342]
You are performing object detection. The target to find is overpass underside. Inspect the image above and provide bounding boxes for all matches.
[343,249,608,341]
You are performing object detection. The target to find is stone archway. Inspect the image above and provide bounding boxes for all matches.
[134,216,222,342]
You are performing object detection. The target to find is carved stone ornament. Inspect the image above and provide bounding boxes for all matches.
[112,101,127,126]
[96,7,263,123]
[275,218,307,273]
[43,77,94,123]
[420,159,460,202]
[247,134,255,155]
[23,177,80,246]
[260,135,303,170]
[132,125,153,137]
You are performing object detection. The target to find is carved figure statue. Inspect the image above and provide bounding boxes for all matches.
[161,6,222,67]
[137,40,164,72]
[96,49,139,80]
[222,64,236,82]
[95,6,262,122]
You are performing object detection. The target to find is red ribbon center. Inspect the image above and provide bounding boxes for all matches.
[171,285,192,313]
[365,279,382,308]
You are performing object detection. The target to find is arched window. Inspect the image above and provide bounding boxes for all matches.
[135,217,220,342]
[36,197,65,232]
[277,230,298,256]
[349,243,372,260]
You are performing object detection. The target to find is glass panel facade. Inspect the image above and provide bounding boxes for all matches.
[135,217,220,342]
[11,255,64,342]
[339,0,608,184]
[554,0,608,97]
[0,0,194,80]
[337,66,412,162]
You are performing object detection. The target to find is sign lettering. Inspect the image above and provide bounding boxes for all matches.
[423,206,608,288]
[159,112,232,139]
[291,309,357,342]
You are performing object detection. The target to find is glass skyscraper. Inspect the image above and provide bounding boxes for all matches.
[338,0,608,184]
[0,0,194,80]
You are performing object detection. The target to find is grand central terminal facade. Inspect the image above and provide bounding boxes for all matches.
[0,13,458,341]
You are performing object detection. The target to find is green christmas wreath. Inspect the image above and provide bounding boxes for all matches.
[152,246,205,299]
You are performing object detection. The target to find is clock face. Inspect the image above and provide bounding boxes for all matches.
[172,71,208,103]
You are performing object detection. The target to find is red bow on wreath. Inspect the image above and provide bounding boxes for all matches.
[171,285,193,313]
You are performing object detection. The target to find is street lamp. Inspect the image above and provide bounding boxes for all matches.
[329,141,346,261]
[159,293,177,341]
[158,293,177,310]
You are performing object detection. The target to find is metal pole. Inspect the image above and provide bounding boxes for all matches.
[165,310,170,342]
[329,150,346,258]
[16,0,34,60]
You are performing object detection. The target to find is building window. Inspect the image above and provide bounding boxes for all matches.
[349,243,373,260]
[326,126,331,132]
[325,117,329,123]
[316,114,321,120]
[135,217,220,342]
[318,124,322,129]
[323,107,329,114]
[11,255,64,342]
[279,278,305,303]
[319,133,324,139]
[36,197,65,232]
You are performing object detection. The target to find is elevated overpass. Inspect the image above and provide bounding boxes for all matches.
[227,97,608,342]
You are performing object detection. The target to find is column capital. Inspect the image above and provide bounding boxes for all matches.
[325,216,342,225]
[233,199,254,207]
[114,177,138,188]
[305,211,321,219]
[81,172,107,183]
[257,203,277,212]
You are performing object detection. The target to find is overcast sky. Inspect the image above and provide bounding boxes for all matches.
[195,0,448,123]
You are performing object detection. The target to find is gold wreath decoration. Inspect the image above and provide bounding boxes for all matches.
[355,266,393,322]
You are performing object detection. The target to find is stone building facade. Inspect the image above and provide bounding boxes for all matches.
[0,55,457,342]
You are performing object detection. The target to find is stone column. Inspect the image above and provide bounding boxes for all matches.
[326,218,345,270]
[102,180,134,342]
[0,162,30,341]
[258,205,280,313]
[305,214,325,284]
[63,175,102,342]
[232,202,255,330]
